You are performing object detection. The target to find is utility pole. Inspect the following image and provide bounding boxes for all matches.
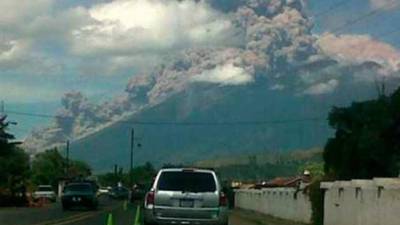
[1,100,4,116]
[114,164,118,176]
[66,140,70,178]
[130,128,134,187]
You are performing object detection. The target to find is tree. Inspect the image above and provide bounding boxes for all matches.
[31,149,92,187]
[69,160,92,178]
[0,147,30,191]
[323,87,400,180]
[0,115,30,206]
[31,149,65,187]
[98,162,156,187]
[298,162,324,178]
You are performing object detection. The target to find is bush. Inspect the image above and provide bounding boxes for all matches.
[309,178,324,225]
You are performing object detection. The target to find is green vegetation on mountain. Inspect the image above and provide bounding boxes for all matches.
[194,148,323,182]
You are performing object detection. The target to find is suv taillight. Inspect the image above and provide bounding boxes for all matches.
[219,192,228,207]
[146,191,155,205]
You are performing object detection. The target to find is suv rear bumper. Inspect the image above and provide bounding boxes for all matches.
[144,205,229,225]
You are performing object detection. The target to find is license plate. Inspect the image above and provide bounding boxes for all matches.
[180,199,194,208]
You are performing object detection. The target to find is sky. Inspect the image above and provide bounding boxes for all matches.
[1,0,400,137]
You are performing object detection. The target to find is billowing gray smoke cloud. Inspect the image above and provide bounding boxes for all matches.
[23,0,399,152]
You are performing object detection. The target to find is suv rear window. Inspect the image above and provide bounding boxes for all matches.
[157,171,216,192]
[38,186,53,192]
[65,184,94,192]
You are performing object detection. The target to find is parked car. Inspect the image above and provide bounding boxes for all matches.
[144,168,229,225]
[98,186,111,196]
[61,182,98,210]
[130,183,147,201]
[110,186,130,199]
[33,185,56,202]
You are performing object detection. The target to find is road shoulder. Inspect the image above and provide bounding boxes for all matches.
[230,209,310,225]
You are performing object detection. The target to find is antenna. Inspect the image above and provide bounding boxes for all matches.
[381,78,386,97]
[374,77,387,99]
[1,100,4,115]
[374,79,380,97]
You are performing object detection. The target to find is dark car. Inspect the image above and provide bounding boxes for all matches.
[130,184,147,201]
[61,182,98,210]
[110,186,129,199]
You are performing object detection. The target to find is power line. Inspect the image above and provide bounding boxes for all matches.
[116,118,326,126]
[376,26,400,40]
[5,110,73,120]
[331,1,399,34]
[5,109,327,126]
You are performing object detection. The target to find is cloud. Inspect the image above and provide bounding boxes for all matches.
[192,63,254,85]
[369,0,397,10]
[0,0,53,25]
[317,33,400,74]
[70,0,238,56]
[0,0,71,76]
[22,0,400,152]
[0,38,63,76]
[303,79,339,95]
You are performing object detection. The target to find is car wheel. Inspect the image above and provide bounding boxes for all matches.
[143,222,155,225]
[62,204,69,211]
[91,204,98,210]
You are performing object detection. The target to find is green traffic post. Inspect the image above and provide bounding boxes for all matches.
[134,206,141,225]
[107,213,113,225]
[123,200,128,211]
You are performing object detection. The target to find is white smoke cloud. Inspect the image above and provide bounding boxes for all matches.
[303,79,339,95]
[23,0,328,151]
[23,0,400,152]
[369,0,397,10]
[192,63,254,85]
[317,33,400,75]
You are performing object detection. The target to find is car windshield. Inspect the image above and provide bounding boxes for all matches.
[37,186,53,192]
[113,187,128,192]
[65,184,93,192]
[157,171,216,192]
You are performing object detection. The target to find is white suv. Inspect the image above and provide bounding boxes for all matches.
[33,185,56,202]
[144,168,229,225]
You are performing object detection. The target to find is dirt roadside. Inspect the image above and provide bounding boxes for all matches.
[229,209,309,225]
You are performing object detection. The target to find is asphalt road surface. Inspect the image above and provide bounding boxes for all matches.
[0,196,135,225]
[0,197,303,225]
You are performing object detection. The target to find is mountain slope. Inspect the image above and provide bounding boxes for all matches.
[69,80,333,171]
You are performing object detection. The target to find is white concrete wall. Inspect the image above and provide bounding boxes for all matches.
[235,188,312,224]
[322,178,400,225]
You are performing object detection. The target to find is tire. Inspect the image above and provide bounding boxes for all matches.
[62,204,69,211]
[143,219,156,225]
[143,222,155,225]
[91,203,98,210]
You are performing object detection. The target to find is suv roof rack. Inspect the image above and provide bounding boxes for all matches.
[161,167,215,171]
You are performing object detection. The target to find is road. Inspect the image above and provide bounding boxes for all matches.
[0,196,134,225]
[0,197,302,225]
